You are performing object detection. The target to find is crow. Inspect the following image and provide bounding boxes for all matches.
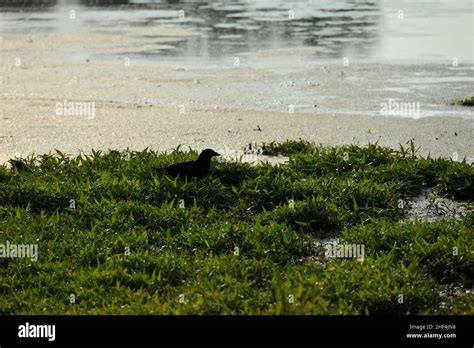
[156,149,221,178]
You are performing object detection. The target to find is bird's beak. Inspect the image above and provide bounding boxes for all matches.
[215,152,221,157]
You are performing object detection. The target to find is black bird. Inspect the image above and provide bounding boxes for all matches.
[157,149,220,178]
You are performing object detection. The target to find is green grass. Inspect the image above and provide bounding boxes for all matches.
[451,96,474,106]
[246,138,315,156]
[0,141,472,314]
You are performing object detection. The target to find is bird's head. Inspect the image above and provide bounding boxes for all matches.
[199,149,221,160]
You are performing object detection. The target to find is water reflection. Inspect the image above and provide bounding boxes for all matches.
[79,0,129,5]
[0,0,128,6]
[0,0,381,61]
[0,0,58,7]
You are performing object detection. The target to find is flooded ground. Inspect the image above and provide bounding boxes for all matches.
[0,0,473,162]
[1,0,473,119]
[2,0,382,62]
[1,0,472,64]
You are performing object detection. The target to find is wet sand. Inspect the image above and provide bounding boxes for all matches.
[1,27,473,163]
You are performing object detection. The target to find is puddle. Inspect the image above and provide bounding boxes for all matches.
[405,188,471,223]
[216,148,289,166]
[438,285,473,311]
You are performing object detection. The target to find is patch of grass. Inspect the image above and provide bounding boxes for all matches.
[246,138,315,156]
[0,141,472,314]
[268,196,341,237]
[341,219,474,287]
[451,96,474,106]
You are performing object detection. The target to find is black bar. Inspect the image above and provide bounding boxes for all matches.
[0,315,472,346]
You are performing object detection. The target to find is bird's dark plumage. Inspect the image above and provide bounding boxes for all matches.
[157,148,220,178]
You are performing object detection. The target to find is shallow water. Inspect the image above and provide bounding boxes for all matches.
[1,1,473,120]
[1,0,472,64]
